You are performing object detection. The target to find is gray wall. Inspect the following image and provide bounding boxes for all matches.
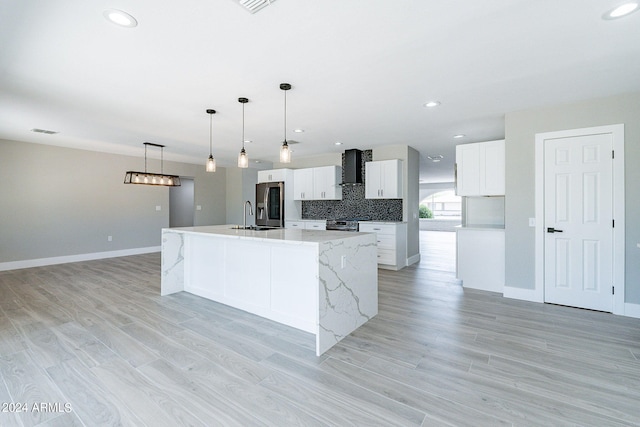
[226,168,258,226]
[169,178,194,227]
[0,139,226,263]
[504,92,640,304]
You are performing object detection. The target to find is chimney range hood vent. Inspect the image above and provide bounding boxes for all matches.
[341,149,363,186]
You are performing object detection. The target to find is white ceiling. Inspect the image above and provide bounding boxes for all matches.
[1,0,639,183]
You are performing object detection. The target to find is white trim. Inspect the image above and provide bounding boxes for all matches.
[534,124,625,315]
[0,247,161,272]
[503,285,543,303]
[406,254,420,266]
[624,303,640,319]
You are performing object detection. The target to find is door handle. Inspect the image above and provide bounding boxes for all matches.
[547,227,564,233]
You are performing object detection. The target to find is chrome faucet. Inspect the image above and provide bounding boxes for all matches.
[244,200,254,229]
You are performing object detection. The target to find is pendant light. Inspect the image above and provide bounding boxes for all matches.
[279,83,292,163]
[205,109,217,172]
[124,142,181,186]
[238,97,249,168]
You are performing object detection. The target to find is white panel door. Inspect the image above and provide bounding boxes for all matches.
[544,133,613,311]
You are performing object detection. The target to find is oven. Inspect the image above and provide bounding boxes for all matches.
[325,216,371,232]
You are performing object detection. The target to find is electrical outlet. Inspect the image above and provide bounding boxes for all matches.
[196,205,202,211]
[107,235,112,242]
[341,255,346,269]
[528,218,536,227]
[156,205,161,211]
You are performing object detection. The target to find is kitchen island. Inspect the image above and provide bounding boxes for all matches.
[161,225,378,356]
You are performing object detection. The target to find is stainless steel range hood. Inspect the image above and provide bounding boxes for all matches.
[341,149,363,185]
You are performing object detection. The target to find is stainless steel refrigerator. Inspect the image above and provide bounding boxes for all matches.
[255,181,285,228]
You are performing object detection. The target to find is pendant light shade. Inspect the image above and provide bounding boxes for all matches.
[124,142,181,186]
[205,109,216,172]
[238,97,249,168]
[279,83,292,163]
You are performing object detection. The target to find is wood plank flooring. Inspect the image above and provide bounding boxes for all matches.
[1,230,639,426]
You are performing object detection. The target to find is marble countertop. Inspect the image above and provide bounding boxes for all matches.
[163,225,374,245]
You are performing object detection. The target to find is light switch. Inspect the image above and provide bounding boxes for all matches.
[196,205,202,211]
[156,205,161,211]
[528,218,536,227]
[107,236,112,242]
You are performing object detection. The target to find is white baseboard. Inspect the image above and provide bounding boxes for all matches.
[0,247,161,272]
[406,254,420,266]
[624,302,640,319]
[503,285,544,303]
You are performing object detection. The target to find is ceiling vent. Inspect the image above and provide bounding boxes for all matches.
[235,0,276,14]
[31,128,59,135]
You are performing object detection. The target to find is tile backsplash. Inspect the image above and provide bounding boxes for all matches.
[302,150,403,221]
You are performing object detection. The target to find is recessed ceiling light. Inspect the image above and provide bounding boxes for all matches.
[294,129,305,133]
[103,9,138,28]
[427,155,444,162]
[423,101,441,108]
[335,141,343,146]
[603,2,639,19]
[453,134,466,139]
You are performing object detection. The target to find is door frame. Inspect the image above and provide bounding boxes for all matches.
[534,124,625,314]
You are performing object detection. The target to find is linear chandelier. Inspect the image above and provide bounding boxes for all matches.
[124,142,181,186]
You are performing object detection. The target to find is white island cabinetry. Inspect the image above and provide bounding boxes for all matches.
[359,222,407,270]
[161,225,377,356]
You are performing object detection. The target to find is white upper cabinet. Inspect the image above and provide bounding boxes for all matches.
[455,140,505,196]
[293,166,342,200]
[365,159,403,199]
[313,166,342,200]
[258,169,289,183]
[293,168,314,200]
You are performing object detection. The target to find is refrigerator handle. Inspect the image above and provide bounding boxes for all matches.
[264,187,269,220]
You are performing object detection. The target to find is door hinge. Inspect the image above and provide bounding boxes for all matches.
[612,286,615,295]
[612,219,615,228]
[612,150,615,159]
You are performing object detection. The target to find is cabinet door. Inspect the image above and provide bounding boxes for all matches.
[479,140,505,195]
[313,166,342,200]
[380,160,402,198]
[286,221,305,229]
[365,160,402,199]
[305,221,326,230]
[258,169,285,183]
[257,170,271,183]
[293,169,314,200]
[365,162,382,199]
[455,144,480,196]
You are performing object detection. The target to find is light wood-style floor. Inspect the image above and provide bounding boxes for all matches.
[1,231,639,426]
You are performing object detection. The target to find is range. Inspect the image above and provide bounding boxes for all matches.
[325,216,371,232]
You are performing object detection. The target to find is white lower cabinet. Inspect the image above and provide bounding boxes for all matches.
[359,222,407,270]
[456,228,504,293]
[286,220,326,230]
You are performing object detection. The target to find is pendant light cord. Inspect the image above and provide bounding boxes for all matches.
[283,89,287,143]
[144,143,148,173]
[242,102,245,150]
[209,113,213,156]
